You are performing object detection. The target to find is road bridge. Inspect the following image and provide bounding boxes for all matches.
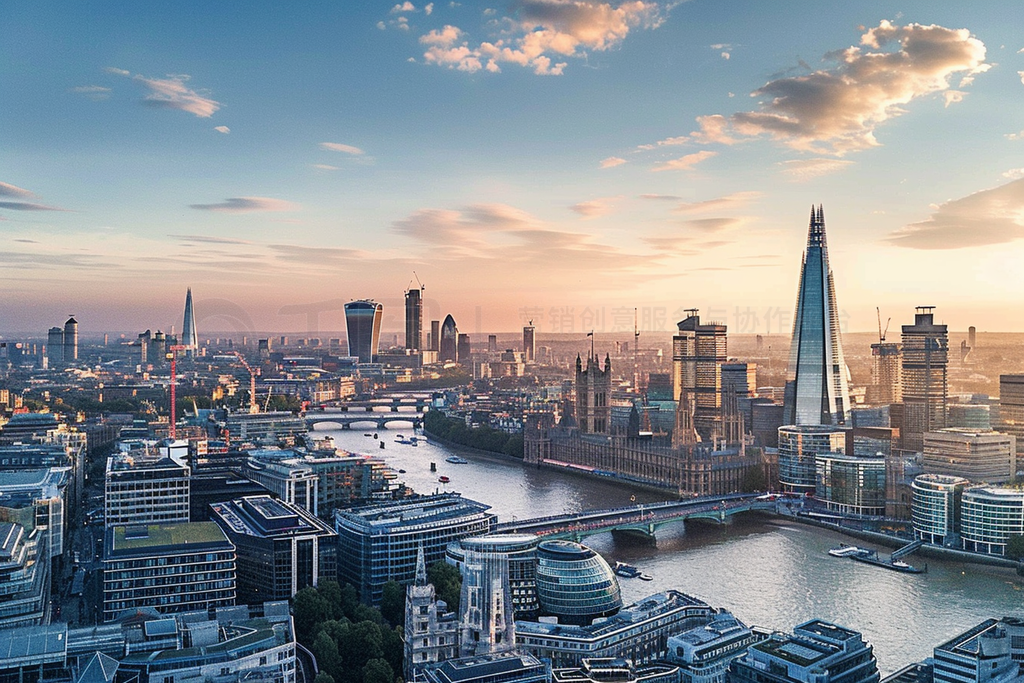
[315,396,431,412]
[493,493,778,543]
[305,413,422,430]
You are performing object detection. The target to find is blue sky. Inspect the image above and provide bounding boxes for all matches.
[4,1,1024,336]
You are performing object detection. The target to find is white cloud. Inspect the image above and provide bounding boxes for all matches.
[103,67,130,76]
[71,85,112,100]
[652,150,716,172]
[674,191,762,213]
[1006,130,1024,141]
[391,2,416,13]
[1003,168,1024,180]
[0,182,35,198]
[688,21,990,155]
[312,164,340,171]
[778,158,855,181]
[190,197,300,213]
[319,142,365,155]
[214,126,230,134]
[887,178,1024,249]
[571,198,616,218]
[599,156,626,168]
[425,3,434,14]
[108,69,221,118]
[417,0,663,76]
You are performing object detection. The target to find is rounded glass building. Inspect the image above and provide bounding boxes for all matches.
[961,487,1024,556]
[778,425,846,495]
[911,474,969,545]
[535,540,621,626]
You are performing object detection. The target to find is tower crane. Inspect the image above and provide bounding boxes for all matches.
[232,351,259,414]
[166,345,188,440]
[876,307,891,344]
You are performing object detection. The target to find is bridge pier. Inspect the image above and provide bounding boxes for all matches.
[611,528,657,547]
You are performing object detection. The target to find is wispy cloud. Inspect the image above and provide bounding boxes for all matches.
[887,178,1024,249]
[312,164,340,171]
[70,85,112,100]
[320,142,365,155]
[107,68,221,118]
[639,193,681,201]
[0,182,66,211]
[214,125,230,134]
[189,197,300,213]
[571,198,616,218]
[0,182,35,198]
[684,21,990,155]
[652,150,716,172]
[599,156,627,169]
[418,0,664,76]
[674,191,762,213]
[778,158,855,181]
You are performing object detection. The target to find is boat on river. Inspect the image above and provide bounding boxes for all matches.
[446,456,468,464]
[829,545,872,558]
[438,475,451,483]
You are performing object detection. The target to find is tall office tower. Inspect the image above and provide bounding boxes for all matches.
[783,206,851,426]
[575,353,611,434]
[63,316,78,362]
[968,325,977,349]
[1000,375,1024,442]
[181,287,198,356]
[458,540,516,657]
[344,300,383,363]
[523,323,536,362]
[901,306,948,452]
[405,287,423,351]
[722,362,756,398]
[672,310,727,441]
[430,320,441,352]
[867,342,901,406]
[487,334,498,353]
[46,327,63,364]
[439,314,458,362]
[457,333,471,363]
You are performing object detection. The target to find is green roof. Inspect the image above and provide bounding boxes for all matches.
[112,522,229,551]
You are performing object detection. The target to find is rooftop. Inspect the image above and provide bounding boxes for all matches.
[109,522,230,553]
[0,624,68,664]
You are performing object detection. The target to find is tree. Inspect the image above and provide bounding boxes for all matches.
[311,631,342,683]
[1006,534,1024,561]
[427,561,461,615]
[294,587,331,644]
[314,673,336,683]
[362,658,394,683]
[380,581,405,627]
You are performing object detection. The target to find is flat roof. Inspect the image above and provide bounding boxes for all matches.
[110,522,230,553]
[0,624,68,663]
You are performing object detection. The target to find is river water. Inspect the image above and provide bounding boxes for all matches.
[314,422,1024,674]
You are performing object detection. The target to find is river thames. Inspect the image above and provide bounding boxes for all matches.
[315,423,1024,674]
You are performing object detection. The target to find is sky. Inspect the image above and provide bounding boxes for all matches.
[4,1,1024,338]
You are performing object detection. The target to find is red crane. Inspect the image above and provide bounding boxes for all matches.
[166,345,188,440]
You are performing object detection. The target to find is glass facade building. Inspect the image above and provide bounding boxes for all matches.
[960,486,1024,556]
[778,425,846,495]
[814,454,886,516]
[439,315,458,363]
[901,307,948,452]
[922,428,1016,484]
[784,206,851,427]
[447,534,540,619]
[343,300,383,363]
[535,540,621,626]
[911,474,969,545]
[672,312,727,440]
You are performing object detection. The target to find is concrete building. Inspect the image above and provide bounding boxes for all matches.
[515,590,714,668]
[672,311,727,440]
[922,429,1016,483]
[419,653,550,683]
[334,493,496,605]
[933,618,1024,683]
[999,374,1024,443]
[867,341,901,407]
[457,334,472,365]
[553,659,679,683]
[728,620,879,683]
[104,449,190,528]
[102,522,236,621]
[241,455,318,514]
[901,306,948,452]
[777,425,846,495]
[575,354,612,435]
[406,287,423,351]
[0,522,51,628]
[666,611,758,683]
[960,487,1024,556]
[523,324,536,362]
[0,468,68,562]
[722,362,756,399]
[209,496,337,603]
[783,206,851,427]
[911,474,970,545]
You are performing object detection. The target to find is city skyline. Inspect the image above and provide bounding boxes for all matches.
[5,2,1024,333]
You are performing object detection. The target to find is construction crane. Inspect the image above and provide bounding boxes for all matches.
[232,351,259,414]
[166,345,187,440]
[876,307,891,344]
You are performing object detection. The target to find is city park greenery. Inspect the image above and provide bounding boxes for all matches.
[294,564,462,683]
[423,408,524,458]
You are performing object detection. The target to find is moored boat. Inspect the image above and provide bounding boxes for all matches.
[446,456,469,464]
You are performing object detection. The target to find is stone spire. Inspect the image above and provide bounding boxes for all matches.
[415,545,427,587]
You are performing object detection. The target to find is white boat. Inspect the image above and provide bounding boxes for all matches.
[828,545,871,558]
[446,456,468,464]
[892,560,911,569]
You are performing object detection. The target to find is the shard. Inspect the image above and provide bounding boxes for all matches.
[783,205,851,426]
[181,287,198,355]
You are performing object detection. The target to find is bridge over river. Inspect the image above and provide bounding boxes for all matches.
[493,492,778,543]
[305,412,423,429]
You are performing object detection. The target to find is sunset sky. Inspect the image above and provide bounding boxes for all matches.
[4,1,1024,337]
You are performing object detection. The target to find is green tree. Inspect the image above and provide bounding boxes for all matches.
[380,581,405,627]
[339,621,384,677]
[311,631,342,683]
[380,625,404,677]
[427,561,461,614]
[314,672,336,683]
[741,463,767,493]
[362,658,394,683]
[1007,534,1024,560]
[294,586,331,644]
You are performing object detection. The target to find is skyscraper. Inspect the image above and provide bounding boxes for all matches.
[430,320,441,352]
[63,316,78,362]
[672,310,727,440]
[783,206,851,426]
[901,306,948,452]
[46,327,63,364]
[344,300,383,364]
[405,287,422,351]
[181,288,198,356]
[457,333,471,363]
[523,323,536,362]
[439,315,458,362]
[867,342,901,406]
